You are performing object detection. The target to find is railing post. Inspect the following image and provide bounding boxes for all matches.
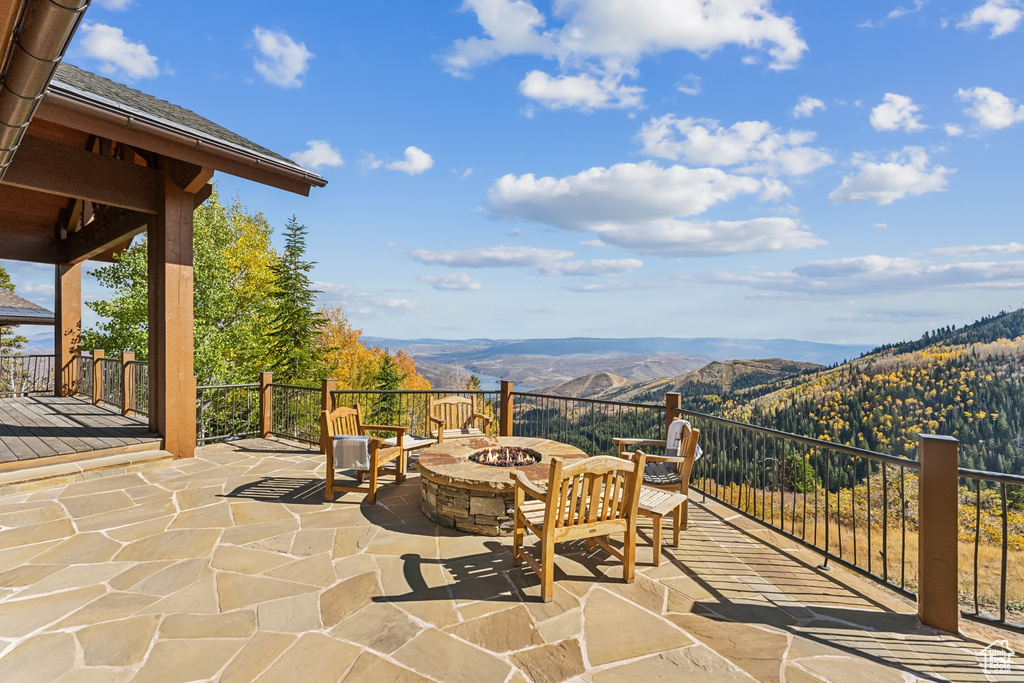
[321,378,337,454]
[917,434,959,633]
[500,380,514,437]
[91,350,104,405]
[665,392,682,433]
[121,351,135,416]
[259,372,273,439]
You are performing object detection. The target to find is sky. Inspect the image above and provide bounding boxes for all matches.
[4,0,1024,346]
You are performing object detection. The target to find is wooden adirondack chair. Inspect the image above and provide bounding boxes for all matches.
[510,452,647,602]
[613,419,701,561]
[428,395,492,443]
[321,405,407,504]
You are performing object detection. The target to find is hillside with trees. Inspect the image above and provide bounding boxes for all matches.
[687,308,1024,474]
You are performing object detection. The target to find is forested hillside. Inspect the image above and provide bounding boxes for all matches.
[686,308,1024,474]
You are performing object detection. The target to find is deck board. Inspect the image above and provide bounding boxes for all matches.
[0,396,161,463]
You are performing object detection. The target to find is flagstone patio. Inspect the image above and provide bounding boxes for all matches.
[0,438,1019,682]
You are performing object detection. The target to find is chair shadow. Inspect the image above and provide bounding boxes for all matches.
[221,477,326,505]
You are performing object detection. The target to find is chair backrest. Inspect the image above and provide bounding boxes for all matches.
[430,395,475,430]
[322,405,363,438]
[545,453,646,530]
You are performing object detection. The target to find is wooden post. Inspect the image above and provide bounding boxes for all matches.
[665,392,682,434]
[121,351,135,416]
[54,262,81,397]
[149,159,197,458]
[91,349,104,405]
[320,378,337,454]
[259,372,273,439]
[917,434,959,633]
[500,380,514,437]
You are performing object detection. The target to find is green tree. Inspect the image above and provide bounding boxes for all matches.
[368,351,407,425]
[265,216,328,383]
[83,188,278,383]
[0,265,28,355]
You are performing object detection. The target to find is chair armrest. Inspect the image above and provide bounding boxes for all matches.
[612,438,667,447]
[360,425,407,434]
[473,412,492,426]
[645,454,686,464]
[428,416,444,426]
[510,470,547,501]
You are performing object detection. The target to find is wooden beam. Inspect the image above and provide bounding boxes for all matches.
[149,158,197,459]
[193,182,214,209]
[170,162,214,194]
[1,231,58,263]
[59,207,149,265]
[54,263,82,397]
[2,135,161,214]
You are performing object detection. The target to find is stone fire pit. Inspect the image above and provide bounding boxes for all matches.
[416,436,587,535]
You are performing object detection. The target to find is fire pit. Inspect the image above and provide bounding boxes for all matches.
[417,436,587,535]
[469,446,542,467]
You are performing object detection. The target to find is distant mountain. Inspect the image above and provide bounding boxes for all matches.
[362,336,870,388]
[540,372,633,399]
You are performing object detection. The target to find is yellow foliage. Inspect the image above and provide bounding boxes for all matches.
[317,305,381,390]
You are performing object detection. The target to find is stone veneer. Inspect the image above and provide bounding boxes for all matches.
[416,436,588,536]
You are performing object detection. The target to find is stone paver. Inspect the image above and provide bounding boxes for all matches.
[0,438,1018,681]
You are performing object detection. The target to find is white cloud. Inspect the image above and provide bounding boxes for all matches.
[78,23,158,80]
[444,0,807,110]
[252,27,313,88]
[410,246,574,268]
[944,123,964,136]
[519,71,643,110]
[828,147,952,205]
[637,116,833,176]
[677,73,702,96]
[929,242,1024,255]
[888,0,927,19]
[957,0,1022,37]
[360,153,384,172]
[792,96,826,118]
[386,146,434,175]
[700,255,1024,295]
[870,93,927,131]
[289,140,343,169]
[535,259,643,276]
[956,86,1024,129]
[419,273,483,291]
[95,0,133,10]
[486,162,821,256]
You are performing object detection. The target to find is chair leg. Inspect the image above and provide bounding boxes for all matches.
[396,451,407,483]
[674,503,684,546]
[681,498,689,532]
[368,463,378,505]
[624,520,636,583]
[512,515,524,567]
[324,463,334,501]
[540,537,554,602]
[652,513,663,567]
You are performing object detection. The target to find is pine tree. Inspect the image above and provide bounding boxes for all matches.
[265,216,328,383]
[0,265,28,355]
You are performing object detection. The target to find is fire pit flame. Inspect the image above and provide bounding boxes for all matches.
[469,446,541,467]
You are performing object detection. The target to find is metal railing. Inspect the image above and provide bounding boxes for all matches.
[130,360,149,416]
[0,354,55,395]
[196,383,260,444]
[270,383,321,445]
[330,389,501,437]
[79,355,93,397]
[98,357,121,407]
[958,468,1024,630]
[511,392,665,456]
[678,407,921,599]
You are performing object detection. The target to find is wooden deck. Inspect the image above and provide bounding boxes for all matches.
[0,395,161,467]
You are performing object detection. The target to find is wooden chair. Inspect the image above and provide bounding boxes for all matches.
[510,452,647,602]
[428,395,492,443]
[321,405,407,505]
[613,419,701,560]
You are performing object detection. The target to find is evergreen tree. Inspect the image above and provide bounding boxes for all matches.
[265,216,328,383]
[0,265,28,355]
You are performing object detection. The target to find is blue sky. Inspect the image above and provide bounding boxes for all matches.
[4,0,1024,346]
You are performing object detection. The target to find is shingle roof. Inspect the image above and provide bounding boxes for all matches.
[49,62,305,171]
[0,289,54,326]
